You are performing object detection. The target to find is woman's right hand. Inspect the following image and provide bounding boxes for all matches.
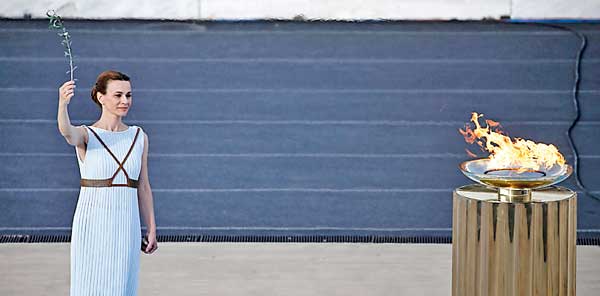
[59,80,76,105]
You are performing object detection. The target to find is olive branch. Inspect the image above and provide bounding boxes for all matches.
[46,10,77,81]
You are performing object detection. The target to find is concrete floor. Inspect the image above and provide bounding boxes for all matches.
[0,243,599,295]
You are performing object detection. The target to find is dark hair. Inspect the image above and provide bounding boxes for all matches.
[90,70,131,108]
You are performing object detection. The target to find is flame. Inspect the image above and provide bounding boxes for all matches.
[459,112,566,173]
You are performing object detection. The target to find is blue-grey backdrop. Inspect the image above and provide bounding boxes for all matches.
[1,20,599,238]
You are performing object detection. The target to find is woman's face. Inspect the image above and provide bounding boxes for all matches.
[98,80,132,116]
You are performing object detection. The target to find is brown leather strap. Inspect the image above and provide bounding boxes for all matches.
[81,126,142,188]
[109,127,141,181]
[87,126,140,181]
[80,178,139,188]
[86,126,125,173]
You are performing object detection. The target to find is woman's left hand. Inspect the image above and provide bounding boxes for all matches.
[143,231,158,254]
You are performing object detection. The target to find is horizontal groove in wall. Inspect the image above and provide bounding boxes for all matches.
[3,57,598,63]
[1,119,599,125]
[0,153,598,159]
[2,88,600,93]
[2,29,600,35]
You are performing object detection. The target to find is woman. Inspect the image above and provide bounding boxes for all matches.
[57,70,158,295]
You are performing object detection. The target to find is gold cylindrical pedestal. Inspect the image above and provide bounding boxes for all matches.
[452,184,577,296]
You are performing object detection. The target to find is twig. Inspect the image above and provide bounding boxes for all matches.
[46,10,77,81]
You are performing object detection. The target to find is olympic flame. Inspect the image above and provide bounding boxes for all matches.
[459,112,566,173]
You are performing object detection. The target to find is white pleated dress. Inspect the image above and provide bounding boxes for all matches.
[71,125,145,296]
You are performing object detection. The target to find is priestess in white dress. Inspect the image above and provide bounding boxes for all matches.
[56,70,158,295]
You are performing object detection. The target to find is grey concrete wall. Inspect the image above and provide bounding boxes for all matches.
[0,20,599,238]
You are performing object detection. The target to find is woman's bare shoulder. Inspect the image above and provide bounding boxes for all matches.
[75,124,89,147]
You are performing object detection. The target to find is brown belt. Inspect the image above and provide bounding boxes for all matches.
[81,178,139,188]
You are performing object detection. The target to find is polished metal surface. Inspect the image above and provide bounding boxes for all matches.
[459,159,573,192]
[498,188,532,202]
[452,184,577,296]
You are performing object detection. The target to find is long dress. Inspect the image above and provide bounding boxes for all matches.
[70,124,145,295]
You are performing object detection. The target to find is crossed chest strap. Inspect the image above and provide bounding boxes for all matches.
[80,126,141,188]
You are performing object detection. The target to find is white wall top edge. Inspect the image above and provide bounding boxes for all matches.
[512,0,600,19]
[200,0,510,21]
[0,0,510,20]
[0,0,200,19]
[1,0,599,20]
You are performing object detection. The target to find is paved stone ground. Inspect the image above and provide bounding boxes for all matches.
[0,243,599,295]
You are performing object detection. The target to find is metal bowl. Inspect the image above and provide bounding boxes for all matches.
[459,158,572,190]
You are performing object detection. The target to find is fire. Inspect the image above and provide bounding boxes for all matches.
[459,112,566,173]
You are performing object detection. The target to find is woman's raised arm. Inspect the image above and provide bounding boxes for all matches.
[57,80,87,146]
